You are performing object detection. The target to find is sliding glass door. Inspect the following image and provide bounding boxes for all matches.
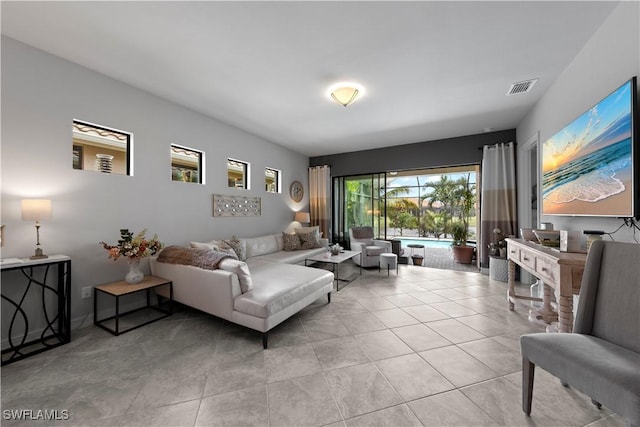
[333,174,385,247]
[333,166,479,249]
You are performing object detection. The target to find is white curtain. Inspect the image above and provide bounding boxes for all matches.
[480,142,517,268]
[309,165,331,240]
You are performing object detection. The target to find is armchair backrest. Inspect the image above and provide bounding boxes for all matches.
[350,226,374,241]
[574,240,640,353]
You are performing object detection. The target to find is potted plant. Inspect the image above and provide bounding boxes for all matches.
[451,221,474,264]
[411,254,424,266]
[451,175,475,264]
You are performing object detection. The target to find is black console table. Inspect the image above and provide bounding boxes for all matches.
[1,255,71,365]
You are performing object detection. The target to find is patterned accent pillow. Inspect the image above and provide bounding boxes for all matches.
[221,236,247,261]
[218,247,239,259]
[282,233,301,251]
[298,231,322,249]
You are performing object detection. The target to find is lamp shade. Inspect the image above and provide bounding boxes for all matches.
[21,199,52,221]
[294,211,310,223]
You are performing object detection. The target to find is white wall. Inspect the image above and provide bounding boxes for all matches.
[1,37,309,328]
[516,2,640,243]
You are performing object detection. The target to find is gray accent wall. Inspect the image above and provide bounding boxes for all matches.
[310,129,515,177]
[1,37,309,331]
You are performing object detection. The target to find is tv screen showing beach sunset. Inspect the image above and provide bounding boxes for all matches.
[542,79,635,217]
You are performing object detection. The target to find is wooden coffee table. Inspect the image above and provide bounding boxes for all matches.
[305,250,362,291]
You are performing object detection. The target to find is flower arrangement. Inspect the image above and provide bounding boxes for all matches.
[488,227,507,258]
[100,229,163,262]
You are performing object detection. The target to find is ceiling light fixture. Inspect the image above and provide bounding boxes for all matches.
[328,82,364,107]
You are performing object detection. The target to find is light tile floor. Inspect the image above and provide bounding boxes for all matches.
[1,263,628,427]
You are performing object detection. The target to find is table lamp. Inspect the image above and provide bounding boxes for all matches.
[294,211,310,225]
[21,199,51,259]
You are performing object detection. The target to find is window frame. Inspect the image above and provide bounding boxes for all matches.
[227,158,250,190]
[265,167,281,193]
[72,119,133,176]
[170,144,205,184]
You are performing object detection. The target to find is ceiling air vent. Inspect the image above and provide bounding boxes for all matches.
[507,78,538,96]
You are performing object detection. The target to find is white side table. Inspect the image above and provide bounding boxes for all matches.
[379,253,398,276]
[489,256,509,282]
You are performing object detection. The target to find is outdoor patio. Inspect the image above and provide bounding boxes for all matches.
[416,247,478,273]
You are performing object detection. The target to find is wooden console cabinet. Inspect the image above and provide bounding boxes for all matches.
[505,238,586,333]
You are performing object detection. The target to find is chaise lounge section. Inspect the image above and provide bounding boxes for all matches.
[150,232,334,348]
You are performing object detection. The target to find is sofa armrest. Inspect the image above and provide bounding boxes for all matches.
[351,240,367,252]
[319,238,329,249]
[373,239,392,252]
[150,257,241,322]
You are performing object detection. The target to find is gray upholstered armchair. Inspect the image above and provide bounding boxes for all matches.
[349,226,391,268]
[520,240,640,427]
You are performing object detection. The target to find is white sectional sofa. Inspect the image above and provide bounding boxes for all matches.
[150,233,334,348]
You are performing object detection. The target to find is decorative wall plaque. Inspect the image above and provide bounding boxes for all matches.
[213,194,261,217]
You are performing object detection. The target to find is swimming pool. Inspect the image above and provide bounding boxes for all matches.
[395,238,454,248]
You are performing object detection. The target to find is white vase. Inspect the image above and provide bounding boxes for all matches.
[125,259,144,284]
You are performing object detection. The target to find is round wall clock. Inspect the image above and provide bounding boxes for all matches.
[289,180,304,202]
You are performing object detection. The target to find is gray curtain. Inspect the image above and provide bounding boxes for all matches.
[480,142,517,268]
[309,165,331,240]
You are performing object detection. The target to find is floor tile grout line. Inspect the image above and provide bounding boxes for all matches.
[309,282,511,425]
[3,264,604,427]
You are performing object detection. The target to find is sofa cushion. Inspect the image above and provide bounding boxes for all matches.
[242,234,279,258]
[221,236,247,261]
[250,246,325,265]
[365,246,386,256]
[298,231,322,249]
[219,258,253,293]
[190,240,238,258]
[275,233,284,251]
[282,233,301,251]
[234,261,333,318]
[295,225,321,237]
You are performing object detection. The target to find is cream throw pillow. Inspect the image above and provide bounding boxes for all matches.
[219,258,253,292]
[189,240,220,251]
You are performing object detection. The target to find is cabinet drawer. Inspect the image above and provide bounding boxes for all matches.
[535,256,559,285]
[519,249,536,270]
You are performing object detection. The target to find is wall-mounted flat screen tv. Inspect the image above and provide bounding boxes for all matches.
[542,77,637,218]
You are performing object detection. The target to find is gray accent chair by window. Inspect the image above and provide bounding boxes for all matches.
[520,240,640,427]
[349,226,392,268]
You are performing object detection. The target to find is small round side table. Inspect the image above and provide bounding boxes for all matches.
[379,253,398,276]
